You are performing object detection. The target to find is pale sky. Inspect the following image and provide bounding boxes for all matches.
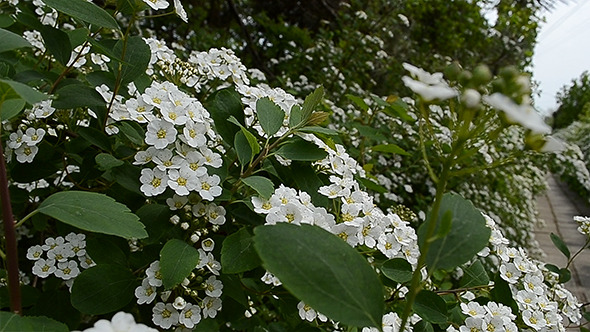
[532,0,590,115]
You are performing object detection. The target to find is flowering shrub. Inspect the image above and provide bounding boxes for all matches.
[0,1,588,332]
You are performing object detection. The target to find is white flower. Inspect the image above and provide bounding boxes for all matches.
[14,144,38,163]
[261,271,282,286]
[462,89,481,108]
[142,0,169,10]
[74,311,158,332]
[79,254,96,269]
[152,302,179,329]
[26,245,44,260]
[204,276,223,298]
[483,93,551,134]
[200,147,222,168]
[522,309,546,330]
[461,302,486,318]
[134,146,159,165]
[195,174,222,201]
[377,233,402,258]
[145,119,177,149]
[135,278,157,305]
[179,304,201,328]
[204,203,226,225]
[140,167,168,196]
[201,296,222,318]
[297,301,326,322]
[182,120,207,148]
[166,194,189,210]
[32,100,55,118]
[146,261,163,287]
[499,263,521,284]
[22,128,46,146]
[168,168,198,196]
[32,258,56,277]
[402,76,458,102]
[54,260,80,280]
[8,129,25,149]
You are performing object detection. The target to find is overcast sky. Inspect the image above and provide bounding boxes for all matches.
[532,0,590,114]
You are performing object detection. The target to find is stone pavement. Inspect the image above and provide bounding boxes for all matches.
[535,174,590,329]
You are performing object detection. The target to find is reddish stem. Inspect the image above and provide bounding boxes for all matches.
[0,142,21,314]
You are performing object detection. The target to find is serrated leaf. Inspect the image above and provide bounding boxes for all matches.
[0,28,32,53]
[160,239,200,289]
[43,0,120,30]
[229,116,260,156]
[289,105,303,128]
[242,176,274,200]
[221,227,261,274]
[301,86,324,120]
[257,97,285,137]
[37,191,147,239]
[254,223,384,328]
[0,312,68,332]
[371,144,410,156]
[381,258,413,283]
[71,264,135,315]
[413,290,448,324]
[418,193,491,271]
[40,26,72,65]
[95,153,124,171]
[550,233,570,259]
[345,94,369,111]
[53,84,106,109]
[275,137,327,161]
[298,126,339,136]
[460,260,489,288]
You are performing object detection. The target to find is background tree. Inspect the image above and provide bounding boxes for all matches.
[553,71,590,128]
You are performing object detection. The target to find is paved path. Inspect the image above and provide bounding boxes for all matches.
[535,174,590,329]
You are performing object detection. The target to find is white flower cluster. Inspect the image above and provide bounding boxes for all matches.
[26,233,94,283]
[483,215,582,330]
[74,311,157,332]
[236,83,299,138]
[135,255,224,329]
[573,215,590,236]
[144,37,249,92]
[7,126,45,163]
[449,301,517,332]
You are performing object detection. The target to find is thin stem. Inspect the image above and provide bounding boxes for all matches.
[0,141,21,314]
[14,210,40,229]
[565,238,590,270]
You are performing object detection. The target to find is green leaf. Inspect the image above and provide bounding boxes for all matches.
[112,36,150,85]
[117,121,145,146]
[275,137,327,161]
[221,227,261,274]
[77,127,111,151]
[254,223,384,328]
[234,130,252,167]
[413,290,448,324]
[242,176,274,200]
[460,260,489,287]
[558,267,571,283]
[257,97,285,137]
[301,86,324,121]
[358,177,388,194]
[289,105,303,128]
[40,26,72,65]
[413,320,434,332]
[53,84,106,109]
[381,258,413,283]
[0,14,15,28]
[229,116,260,157]
[418,193,491,271]
[37,191,147,239]
[545,263,560,274]
[0,28,32,53]
[0,98,25,120]
[86,235,128,266]
[71,264,135,315]
[298,126,339,136]
[205,88,244,144]
[0,79,47,104]
[0,312,68,332]
[159,239,200,289]
[345,94,369,111]
[43,0,120,30]
[370,144,410,156]
[95,153,124,171]
[550,233,570,259]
